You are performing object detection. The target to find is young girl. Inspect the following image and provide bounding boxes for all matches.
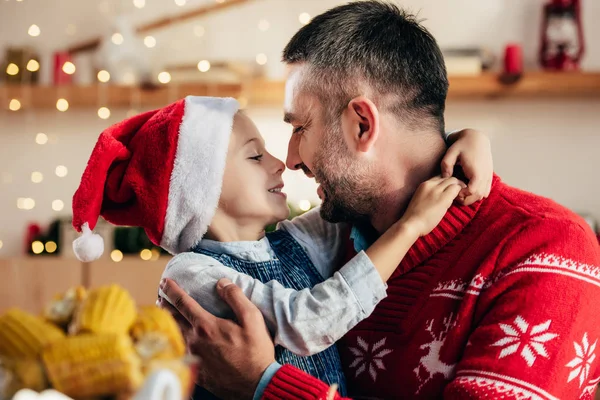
[71,96,492,397]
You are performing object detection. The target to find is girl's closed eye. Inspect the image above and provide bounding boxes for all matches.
[249,154,263,161]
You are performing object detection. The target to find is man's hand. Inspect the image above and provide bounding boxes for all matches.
[442,128,493,206]
[157,278,276,400]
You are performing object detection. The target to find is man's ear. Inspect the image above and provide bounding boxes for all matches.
[342,96,380,153]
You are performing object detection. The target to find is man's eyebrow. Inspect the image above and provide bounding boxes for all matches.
[283,112,297,123]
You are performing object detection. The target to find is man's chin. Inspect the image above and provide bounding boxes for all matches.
[319,200,347,224]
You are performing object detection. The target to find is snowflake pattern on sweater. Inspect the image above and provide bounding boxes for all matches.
[348,337,393,382]
[262,177,600,400]
[490,316,559,367]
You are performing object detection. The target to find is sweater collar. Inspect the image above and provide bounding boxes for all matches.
[352,175,500,276]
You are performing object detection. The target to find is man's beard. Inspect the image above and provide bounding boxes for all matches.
[312,137,377,225]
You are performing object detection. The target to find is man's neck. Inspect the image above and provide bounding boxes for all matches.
[369,130,447,234]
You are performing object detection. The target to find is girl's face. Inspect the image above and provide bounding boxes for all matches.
[218,112,290,228]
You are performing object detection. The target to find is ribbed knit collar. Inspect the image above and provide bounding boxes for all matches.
[352,175,500,277]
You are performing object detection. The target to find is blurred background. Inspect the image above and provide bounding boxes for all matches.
[0,0,599,312]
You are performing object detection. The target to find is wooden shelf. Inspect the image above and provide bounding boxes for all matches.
[447,71,600,99]
[214,72,600,102]
[0,82,242,110]
[2,72,599,110]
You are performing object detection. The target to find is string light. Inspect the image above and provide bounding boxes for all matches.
[256,53,268,65]
[31,171,43,183]
[174,0,186,6]
[158,71,171,84]
[6,63,19,76]
[299,13,311,25]
[28,24,41,37]
[140,249,152,261]
[193,25,205,37]
[56,98,69,112]
[36,133,48,145]
[52,199,64,211]
[17,198,35,210]
[62,61,76,75]
[9,99,21,111]
[298,200,311,211]
[216,0,225,3]
[55,165,68,177]
[0,241,3,250]
[197,60,210,72]
[24,198,35,210]
[97,70,110,83]
[31,241,44,254]
[26,59,40,72]
[111,33,124,45]
[98,107,111,119]
[45,241,57,253]
[133,0,145,8]
[258,19,270,31]
[111,250,124,262]
[144,36,156,48]
[150,248,161,261]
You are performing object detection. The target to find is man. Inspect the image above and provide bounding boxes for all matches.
[160,1,600,398]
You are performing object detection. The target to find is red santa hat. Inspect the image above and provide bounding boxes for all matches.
[71,96,240,262]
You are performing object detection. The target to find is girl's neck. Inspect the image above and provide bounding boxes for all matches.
[204,213,267,242]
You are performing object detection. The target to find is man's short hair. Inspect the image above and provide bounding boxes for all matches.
[282,0,448,133]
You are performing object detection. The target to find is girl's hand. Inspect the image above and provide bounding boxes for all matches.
[442,129,493,205]
[400,176,465,237]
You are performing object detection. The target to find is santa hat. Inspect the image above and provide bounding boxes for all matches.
[72,96,240,262]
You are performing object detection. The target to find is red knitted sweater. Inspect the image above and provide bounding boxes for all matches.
[262,176,600,399]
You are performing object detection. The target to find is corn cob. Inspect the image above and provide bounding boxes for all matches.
[44,286,88,327]
[42,333,144,398]
[142,358,193,398]
[0,356,49,398]
[131,306,185,360]
[70,284,137,335]
[0,309,65,359]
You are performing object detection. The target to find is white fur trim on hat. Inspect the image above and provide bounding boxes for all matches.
[160,96,240,254]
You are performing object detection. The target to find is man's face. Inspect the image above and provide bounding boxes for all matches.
[283,65,376,224]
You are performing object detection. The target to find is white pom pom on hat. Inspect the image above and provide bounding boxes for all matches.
[72,222,105,262]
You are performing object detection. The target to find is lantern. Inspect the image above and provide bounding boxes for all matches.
[539,0,585,70]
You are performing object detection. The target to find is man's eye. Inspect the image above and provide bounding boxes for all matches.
[249,154,263,161]
[293,126,305,135]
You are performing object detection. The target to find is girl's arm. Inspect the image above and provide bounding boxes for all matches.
[160,176,462,356]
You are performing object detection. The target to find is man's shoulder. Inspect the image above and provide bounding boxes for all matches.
[481,178,599,267]
[485,178,591,235]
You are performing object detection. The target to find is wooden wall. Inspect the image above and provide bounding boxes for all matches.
[0,257,168,313]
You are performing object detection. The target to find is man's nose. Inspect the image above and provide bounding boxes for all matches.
[286,134,302,170]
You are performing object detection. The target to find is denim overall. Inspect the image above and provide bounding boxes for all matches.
[190,229,347,399]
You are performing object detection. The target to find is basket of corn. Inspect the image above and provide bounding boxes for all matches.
[0,285,195,400]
